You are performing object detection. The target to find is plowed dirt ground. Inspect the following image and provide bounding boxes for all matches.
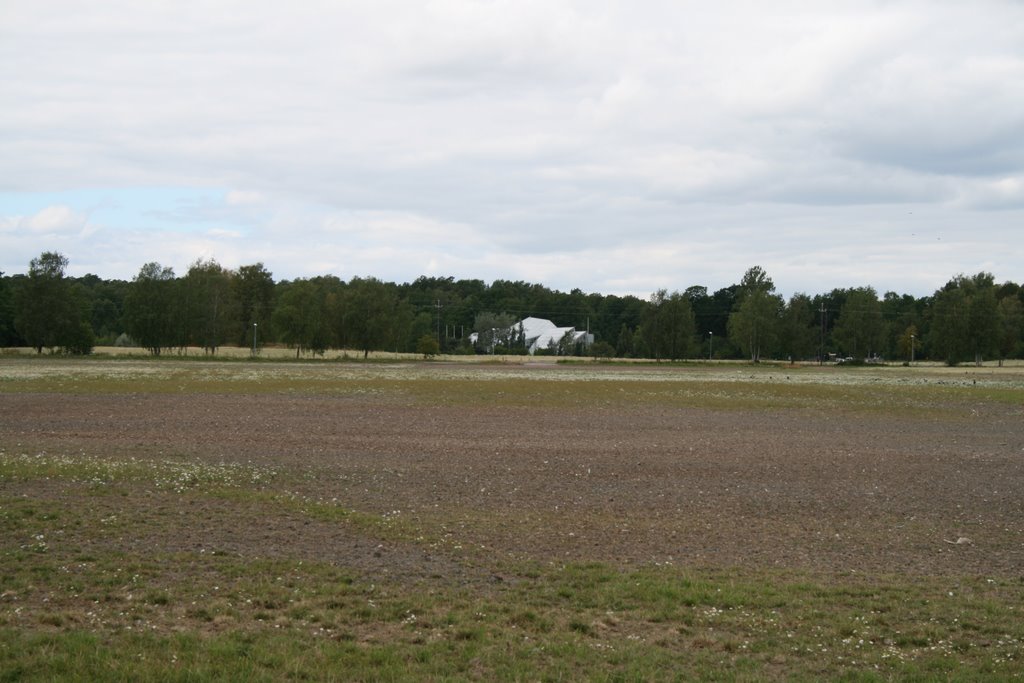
[3,360,1022,580]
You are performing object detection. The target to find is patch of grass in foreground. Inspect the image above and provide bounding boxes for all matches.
[3,495,1023,683]
[1,558,1022,681]
[3,451,1024,679]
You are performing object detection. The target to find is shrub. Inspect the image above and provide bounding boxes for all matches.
[416,334,440,359]
[61,321,95,355]
[590,341,615,359]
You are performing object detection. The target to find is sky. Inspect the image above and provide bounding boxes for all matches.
[2,0,1022,299]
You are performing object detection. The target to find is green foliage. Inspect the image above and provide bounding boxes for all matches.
[728,285,782,363]
[968,285,1000,365]
[0,273,19,346]
[472,311,518,353]
[416,334,440,358]
[233,263,275,348]
[183,259,236,354]
[124,263,176,355]
[832,287,884,360]
[928,273,1002,366]
[12,252,92,354]
[3,260,1023,363]
[615,324,634,358]
[997,297,1023,362]
[344,277,407,358]
[642,289,695,360]
[897,324,919,362]
[739,264,774,294]
[61,321,95,356]
[272,279,329,357]
[74,274,127,344]
[726,266,784,363]
[589,340,615,358]
[779,293,817,361]
[880,291,922,360]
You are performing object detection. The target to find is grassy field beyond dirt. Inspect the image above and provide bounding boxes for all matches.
[1,357,1023,680]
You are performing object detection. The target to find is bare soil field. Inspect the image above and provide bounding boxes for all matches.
[3,384,1023,577]
[2,358,1023,680]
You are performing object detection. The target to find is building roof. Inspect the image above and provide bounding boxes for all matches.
[519,317,589,353]
[471,316,592,354]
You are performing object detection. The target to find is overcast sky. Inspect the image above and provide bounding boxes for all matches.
[2,1,1022,298]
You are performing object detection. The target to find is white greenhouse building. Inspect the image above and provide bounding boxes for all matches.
[470,316,594,355]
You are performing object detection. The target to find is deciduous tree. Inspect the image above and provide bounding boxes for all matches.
[0,272,18,347]
[832,287,884,360]
[346,277,402,358]
[779,293,817,361]
[124,262,176,355]
[897,325,920,362]
[272,279,329,357]
[728,289,782,362]
[727,267,782,362]
[929,284,970,365]
[416,334,440,358]
[643,289,695,360]
[997,297,1022,365]
[233,263,275,348]
[967,284,999,366]
[183,259,237,354]
[473,311,517,353]
[13,252,89,354]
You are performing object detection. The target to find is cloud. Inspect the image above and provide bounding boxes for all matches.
[0,205,91,236]
[1,1,1023,296]
[953,176,1024,210]
[225,190,264,206]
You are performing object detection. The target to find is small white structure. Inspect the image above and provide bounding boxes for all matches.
[472,316,593,355]
[519,317,591,354]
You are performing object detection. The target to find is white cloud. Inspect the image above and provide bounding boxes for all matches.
[206,228,243,239]
[225,190,265,206]
[0,205,91,236]
[1,1,1023,295]
[953,176,1024,210]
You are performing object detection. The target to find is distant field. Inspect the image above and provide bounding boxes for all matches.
[1,358,1023,680]
[6,343,1024,368]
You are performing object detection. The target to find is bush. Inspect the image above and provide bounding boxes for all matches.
[61,321,95,355]
[415,334,440,358]
[590,341,615,359]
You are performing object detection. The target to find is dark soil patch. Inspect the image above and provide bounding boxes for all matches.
[2,391,1022,578]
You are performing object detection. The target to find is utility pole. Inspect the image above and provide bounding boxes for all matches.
[819,302,826,365]
[434,299,442,346]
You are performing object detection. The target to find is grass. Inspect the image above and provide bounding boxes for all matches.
[2,357,1024,679]
[3,450,1023,680]
[2,546,1022,680]
[1,356,1022,416]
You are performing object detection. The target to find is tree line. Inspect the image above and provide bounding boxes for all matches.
[1,252,1022,365]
